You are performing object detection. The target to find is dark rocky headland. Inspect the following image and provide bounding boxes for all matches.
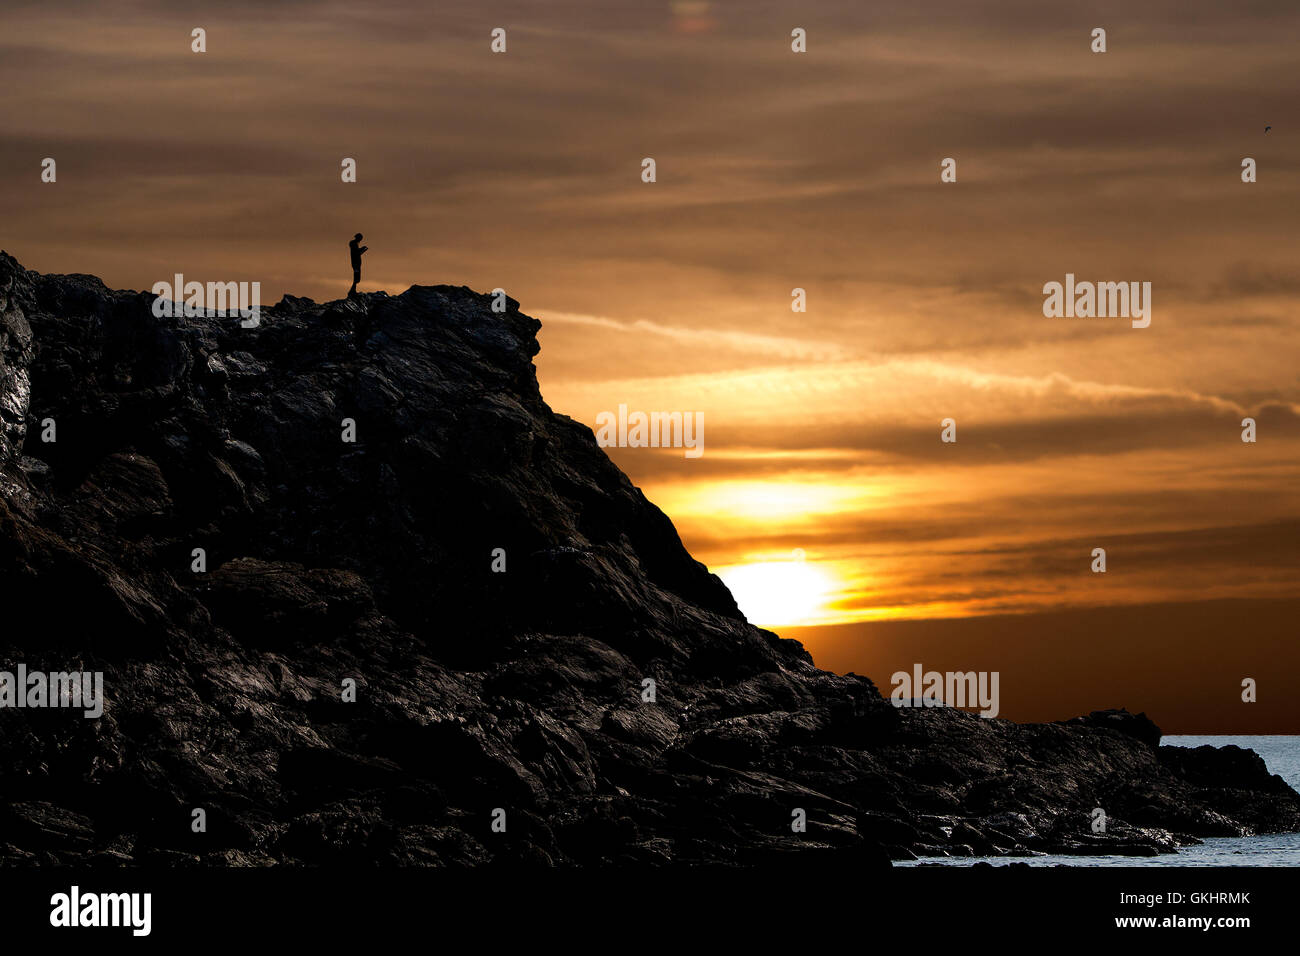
[1,251,1297,866]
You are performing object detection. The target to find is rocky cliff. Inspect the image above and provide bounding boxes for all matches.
[1,251,1296,865]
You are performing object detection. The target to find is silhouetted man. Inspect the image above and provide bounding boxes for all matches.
[348,233,368,296]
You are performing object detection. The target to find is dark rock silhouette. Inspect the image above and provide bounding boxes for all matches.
[1065,708,1164,748]
[1,251,1297,865]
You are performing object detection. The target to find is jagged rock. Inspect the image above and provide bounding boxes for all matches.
[0,250,1297,866]
[1064,708,1163,748]
[0,255,35,461]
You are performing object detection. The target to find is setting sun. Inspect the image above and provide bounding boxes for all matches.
[717,557,836,628]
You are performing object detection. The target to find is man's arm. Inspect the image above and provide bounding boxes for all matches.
[360,246,368,254]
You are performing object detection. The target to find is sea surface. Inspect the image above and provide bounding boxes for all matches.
[897,735,1300,867]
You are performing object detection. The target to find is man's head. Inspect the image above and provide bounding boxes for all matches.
[354,233,363,241]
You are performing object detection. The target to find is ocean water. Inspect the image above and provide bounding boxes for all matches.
[898,735,1300,867]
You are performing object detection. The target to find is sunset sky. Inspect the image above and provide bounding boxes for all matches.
[3,0,1297,730]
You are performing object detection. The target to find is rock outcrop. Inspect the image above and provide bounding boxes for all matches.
[1,251,1296,865]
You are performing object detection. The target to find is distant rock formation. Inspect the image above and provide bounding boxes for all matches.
[1,251,1296,865]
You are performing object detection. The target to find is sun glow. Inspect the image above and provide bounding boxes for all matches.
[716,558,837,628]
[652,479,885,529]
